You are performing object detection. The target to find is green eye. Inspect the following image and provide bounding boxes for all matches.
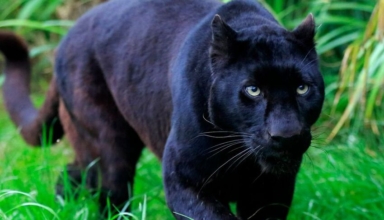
[297,84,309,95]
[245,86,261,97]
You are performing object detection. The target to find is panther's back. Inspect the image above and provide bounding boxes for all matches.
[55,0,221,155]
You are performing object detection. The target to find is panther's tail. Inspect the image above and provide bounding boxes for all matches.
[0,31,63,146]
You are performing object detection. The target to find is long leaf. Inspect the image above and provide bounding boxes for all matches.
[0,19,70,35]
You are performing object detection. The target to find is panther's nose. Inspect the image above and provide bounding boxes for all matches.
[267,120,302,143]
[266,103,303,145]
[268,132,301,146]
[268,126,301,140]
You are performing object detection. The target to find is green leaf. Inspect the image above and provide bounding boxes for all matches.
[0,19,71,35]
[317,32,361,55]
[18,0,46,20]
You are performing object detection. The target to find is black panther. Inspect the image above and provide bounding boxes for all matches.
[0,0,324,219]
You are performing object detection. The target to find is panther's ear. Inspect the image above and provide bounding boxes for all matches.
[210,14,237,60]
[292,14,315,46]
[211,14,237,42]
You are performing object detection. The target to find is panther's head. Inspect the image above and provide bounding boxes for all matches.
[208,14,324,174]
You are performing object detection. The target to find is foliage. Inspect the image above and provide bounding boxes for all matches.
[328,1,384,141]
[0,0,102,90]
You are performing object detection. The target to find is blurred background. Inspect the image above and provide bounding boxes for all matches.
[0,0,383,219]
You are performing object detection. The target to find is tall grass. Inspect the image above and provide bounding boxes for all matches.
[328,1,384,141]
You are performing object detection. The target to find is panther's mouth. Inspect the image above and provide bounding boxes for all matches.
[247,141,304,174]
[256,150,303,175]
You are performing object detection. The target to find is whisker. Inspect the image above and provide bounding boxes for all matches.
[309,143,328,153]
[226,148,254,171]
[227,144,246,154]
[207,139,244,150]
[202,114,222,129]
[202,130,250,134]
[207,141,244,157]
[247,203,289,219]
[198,134,249,139]
[201,131,252,137]
[238,148,255,165]
[251,145,264,184]
[304,152,314,168]
[301,58,318,72]
[300,46,316,66]
[252,170,264,184]
[199,148,250,194]
[252,145,262,157]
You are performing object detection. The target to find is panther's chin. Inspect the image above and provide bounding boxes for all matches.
[257,152,303,175]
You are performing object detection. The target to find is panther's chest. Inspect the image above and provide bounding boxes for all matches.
[205,159,264,202]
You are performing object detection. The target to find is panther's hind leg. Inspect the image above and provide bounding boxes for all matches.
[57,87,144,212]
[55,104,100,200]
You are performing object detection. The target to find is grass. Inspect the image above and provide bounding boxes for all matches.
[292,138,384,219]
[0,97,171,219]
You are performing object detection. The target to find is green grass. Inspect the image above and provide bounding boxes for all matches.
[292,138,384,219]
[0,98,172,219]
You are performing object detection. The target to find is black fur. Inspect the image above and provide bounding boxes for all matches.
[0,0,324,219]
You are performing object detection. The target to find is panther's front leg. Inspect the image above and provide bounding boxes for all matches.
[165,183,237,220]
[236,175,297,220]
[163,138,238,220]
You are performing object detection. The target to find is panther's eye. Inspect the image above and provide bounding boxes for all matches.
[297,84,309,95]
[245,86,261,97]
